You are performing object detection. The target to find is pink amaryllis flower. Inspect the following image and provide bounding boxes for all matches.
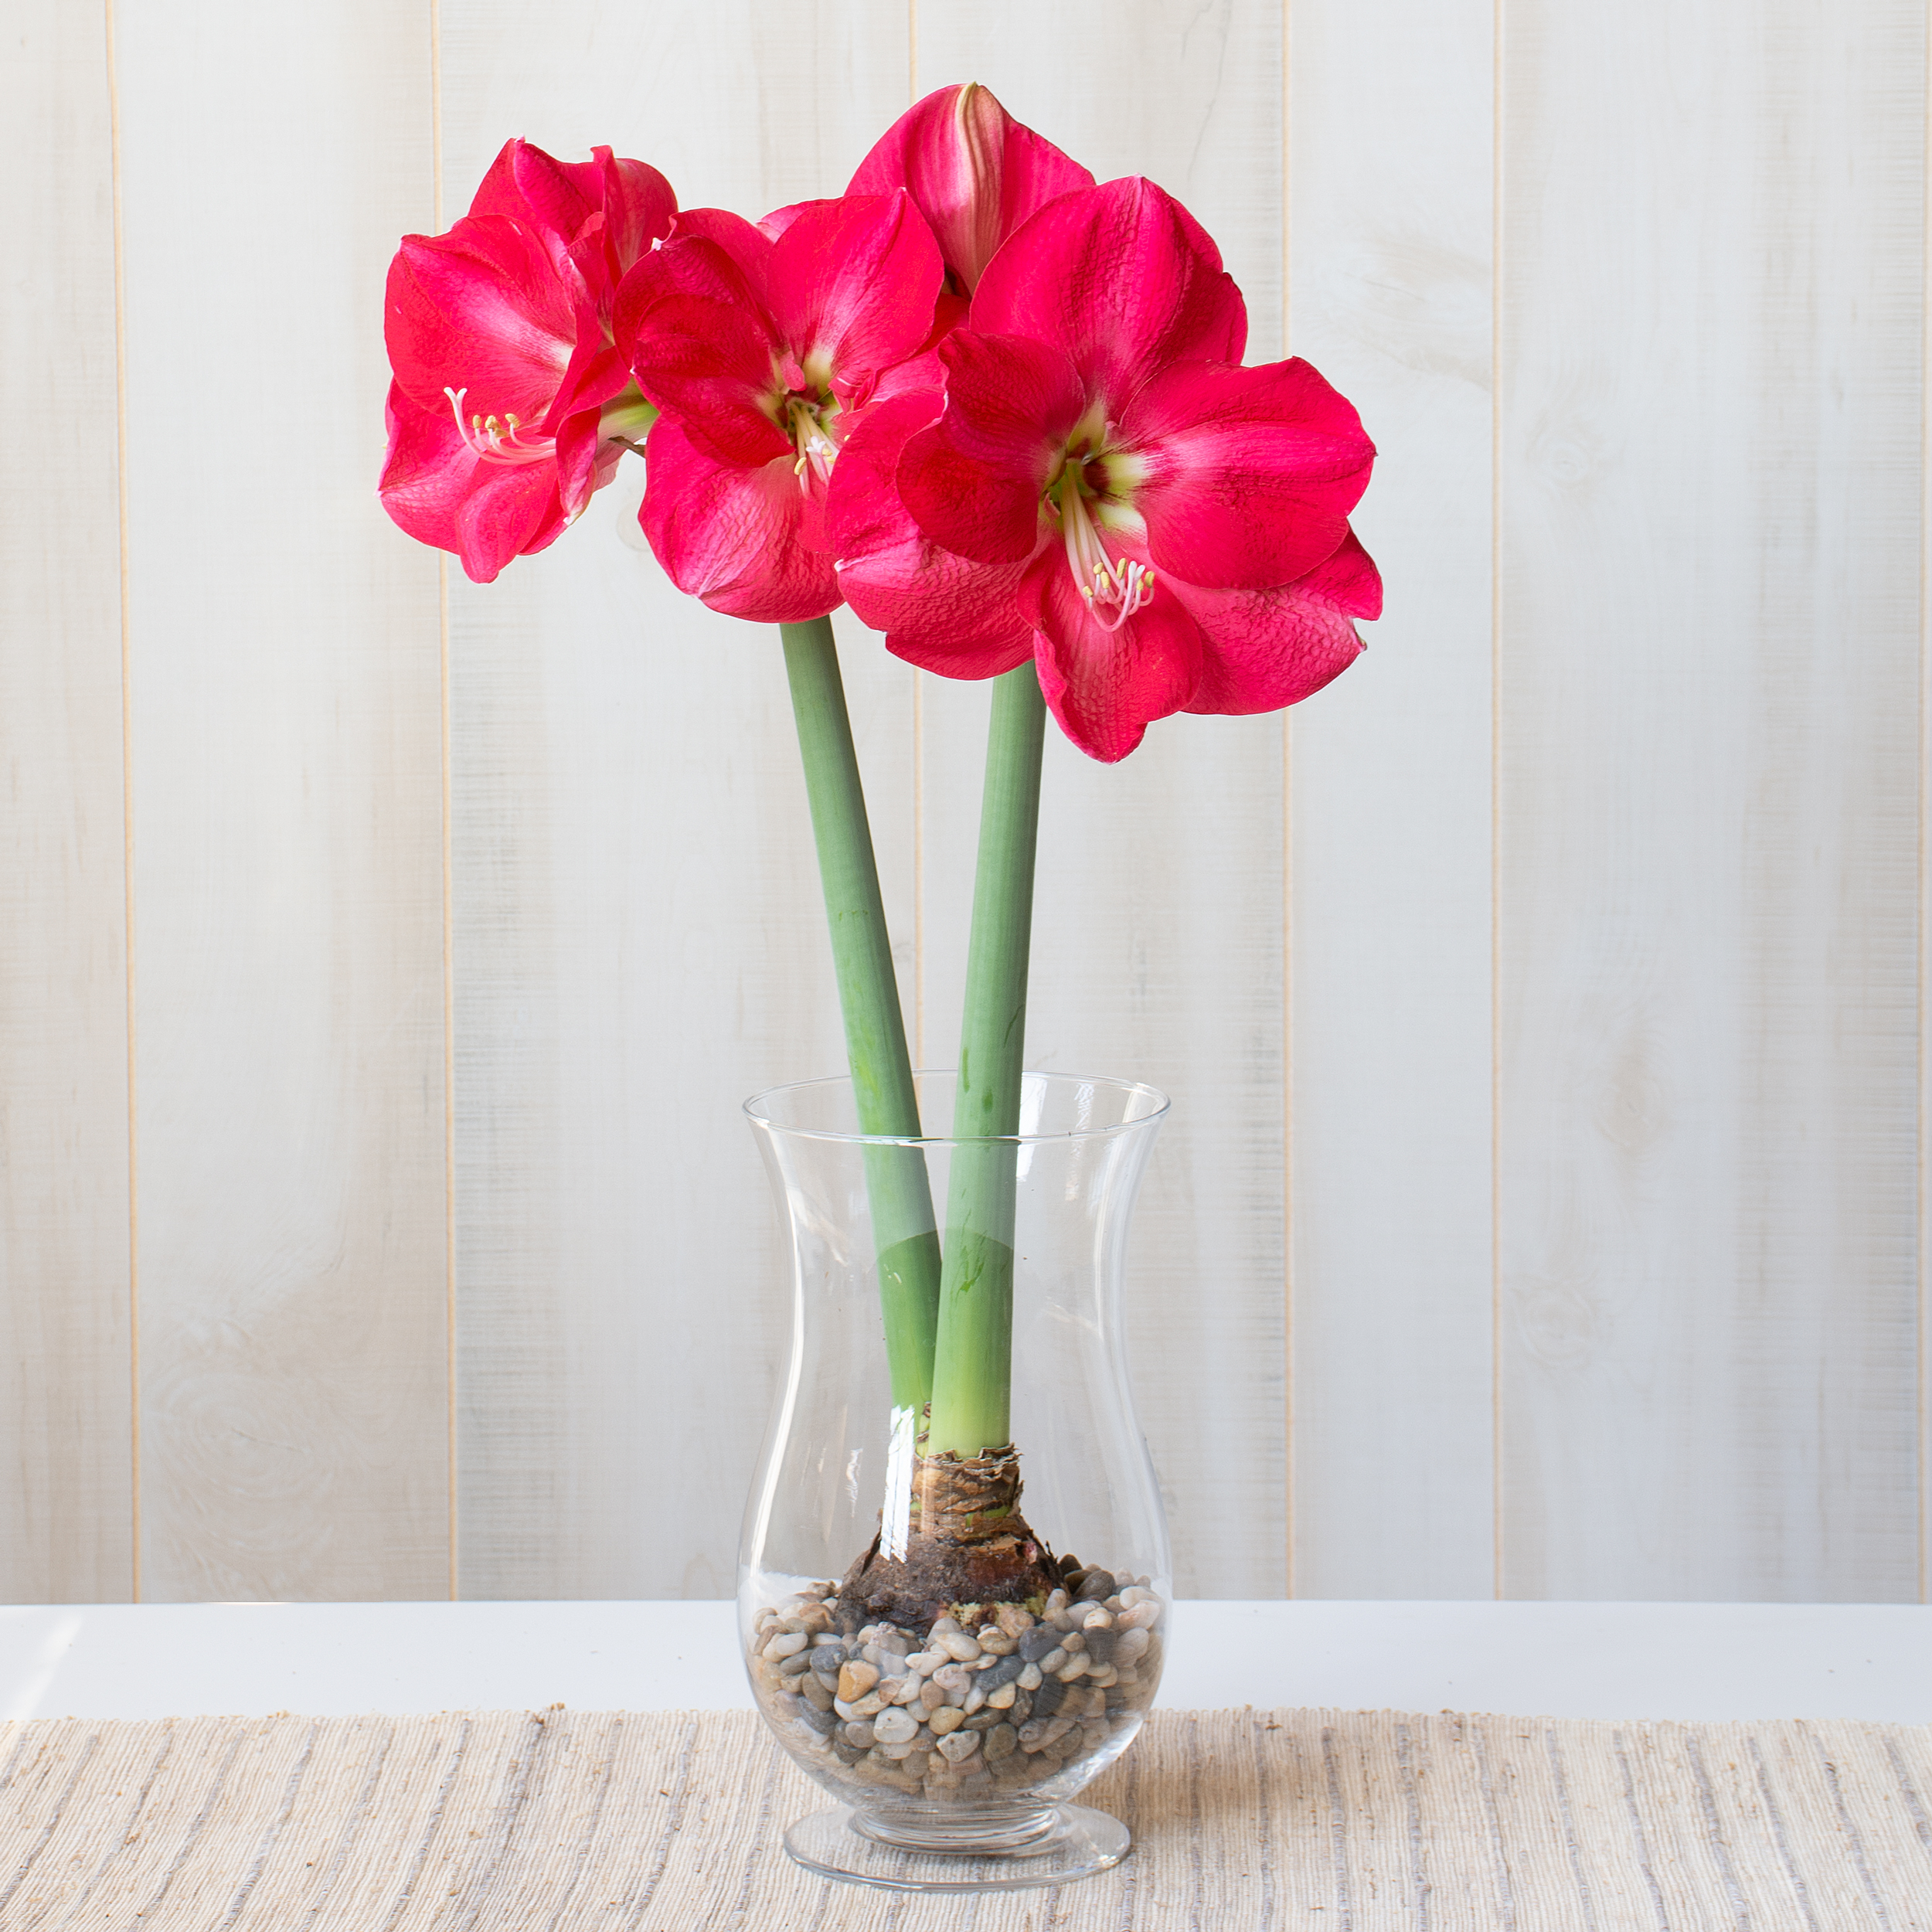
[846,82,1093,299]
[829,176,1379,761]
[380,139,675,583]
[614,193,944,623]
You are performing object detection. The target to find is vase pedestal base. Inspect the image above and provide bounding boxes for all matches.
[782,1801,1130,1893]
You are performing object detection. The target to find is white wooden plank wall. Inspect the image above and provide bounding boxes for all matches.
[1,0,1924,1604]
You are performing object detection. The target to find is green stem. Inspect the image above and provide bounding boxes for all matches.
[781,617,940,1417]
[924,659,1049,1458]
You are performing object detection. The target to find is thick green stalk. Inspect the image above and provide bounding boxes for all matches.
[924,660,1048,1458]
[780,617,940,1416]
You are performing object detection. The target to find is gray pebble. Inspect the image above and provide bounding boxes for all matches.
[798,1705,837,1736]
[980,1653,1025,1690]
[1083,1628,1117,1665]
[1031,1676,1065,1719]
[1075,1569,1117,1603]
[842,1719,876,1747]
[1017,1628,1060,1663]
[810,1646,845,1680]
[985,1722,1019,1763]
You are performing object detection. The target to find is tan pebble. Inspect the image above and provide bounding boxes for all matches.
[838,1661,879,1702]
[764,1631,808,1660]
[797,1603,832,1633]
[962,1684,987,1715]
[932,1663,972,1695]
[977,1628,1015,1655]
[1018,1662,1043,1690]
[988,1682,1018,1709]
[1060,1631,1087,1653]
[1044,1590,1070,1615]
[1056,1657,1089,1682]
[929,1706,964,1735]
[873,1707,918,1745]
[937,1730,981,1763]
[920,1680,947,1713]
[994,1603,1036,1638]
[1115,1627,1151,1663]
[906,1651,940,1675]
[930,1615,961,1637]
[1119,1600,1162,1631]
[1081,1606,1114,1631]
[938,1631,982,1662]
[1039,1648,1066,1675]
[984,1722,1019,1763]
[889,1677,923,1706]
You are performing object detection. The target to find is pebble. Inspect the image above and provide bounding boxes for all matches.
[1119,1600,1162,1631]
[1017,1627,1060,1663]
[1017,1662,1043,1691]
[1115,1627,1151,1663]
[777,1649,813,1677]
[1075,1569,1117,1603]
[919,1680,947,1713]
[1082,1605,1114,1631]
[810,1647,845,1682]
[994,1604,1036,1638]
[873,1707,917,1744]
[838,1661,879,1702]
[987,1682,1018,1709]
[932,1663,972,1696]
[937,1631,982,1662]
[980,1653,1025,1690]
[985,1722,1019,1762]
[1038,1648,1066,1676]
[1060,1631,1087,1654]
[976,1628,1015,1655]
[937,1730,981,1763]
[764,1631,808,1660]
[801,1676,834,1712]
[928,1706,964,1736]
[842,1720,876,1747]
[906,1650,940,1675]
[962,1683,987,1715]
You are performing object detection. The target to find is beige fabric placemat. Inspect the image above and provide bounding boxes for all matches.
[3,1706,1930,1928]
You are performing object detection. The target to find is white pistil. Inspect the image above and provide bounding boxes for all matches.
[1059,481,1153,631]
[784,393,840,492]
[444,386,554,466]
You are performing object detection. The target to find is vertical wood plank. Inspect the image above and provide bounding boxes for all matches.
[915,2,1290,1597]
[1498,0,1924,1598]
[118,3,449,1600]
[440,0,916,1597]
[1283,0,1497,1594]
[0,2,134,1603]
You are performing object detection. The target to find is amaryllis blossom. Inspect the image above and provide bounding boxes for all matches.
[830,177,1380,761]
[846,82,1092,298]
[614,193,944,623]
[381,139,675,583]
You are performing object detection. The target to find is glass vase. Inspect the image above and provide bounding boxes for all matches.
[739,1069,1172,1893]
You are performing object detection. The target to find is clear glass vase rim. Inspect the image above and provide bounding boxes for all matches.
[742,1067,1171,1148]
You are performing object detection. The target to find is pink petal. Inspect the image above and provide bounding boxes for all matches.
[846,83,1094,294]
[615,236,787,467]
[386,216,577,420]
[1172,530,1380,714]
[1120,359,1376,590]
[638,414,840,623]
[468,138,597,246]
[582,147,677,275]
[830,392,1037,675]
[767,193,943,395]
[379,382,565,584]
[1019,549,1204,763]
[971,178,1247,412]
[894,331,1084,566]
[666,207,774,307]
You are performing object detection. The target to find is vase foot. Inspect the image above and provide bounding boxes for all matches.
[781,1801,1130,1893]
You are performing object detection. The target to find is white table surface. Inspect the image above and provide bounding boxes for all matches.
[3,1600,1927,1723]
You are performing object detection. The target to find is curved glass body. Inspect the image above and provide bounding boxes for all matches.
[740,1070,1172,1887]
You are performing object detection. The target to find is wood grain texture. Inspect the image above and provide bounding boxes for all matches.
[1284,0,1497,1596]
[116,1,449,1600]
[440,0,917,1597]
[0,0,134,1603]
[1498,0,1925,1598]
[914,1,1291,1597]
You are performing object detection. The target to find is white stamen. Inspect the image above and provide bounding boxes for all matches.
[444,386,554,466]
[1060,481,1153,631]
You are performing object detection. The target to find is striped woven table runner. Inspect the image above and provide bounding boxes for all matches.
[3,1707,1929,1928]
